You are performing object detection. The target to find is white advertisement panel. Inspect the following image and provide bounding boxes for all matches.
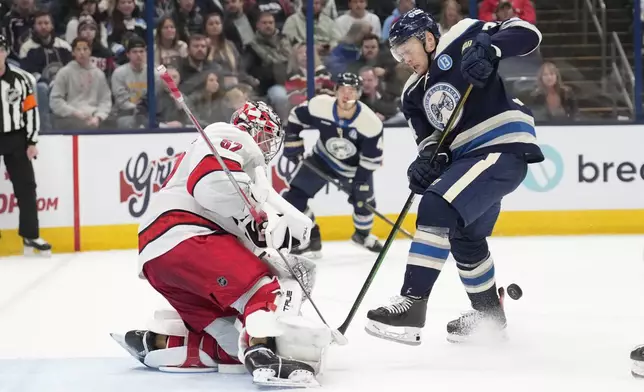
[0,136,74,229]
[504,125,644,211]
[78,132,198,225]
[270,125,644,214]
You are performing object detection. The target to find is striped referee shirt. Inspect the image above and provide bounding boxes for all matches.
[0,64,39,144]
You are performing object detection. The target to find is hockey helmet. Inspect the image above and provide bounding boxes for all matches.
[388,8,440,62]
[335,72,363,96]
[231,100,284,163]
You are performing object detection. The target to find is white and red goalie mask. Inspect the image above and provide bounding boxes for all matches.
[231,101,284,163]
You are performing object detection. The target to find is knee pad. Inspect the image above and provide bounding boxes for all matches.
[417,192,460,232]
[450,238,490,265]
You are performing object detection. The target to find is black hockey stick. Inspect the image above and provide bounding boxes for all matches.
[337,84,474,335]
[300,159,415,240]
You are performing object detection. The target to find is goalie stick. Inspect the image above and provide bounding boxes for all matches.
[156,65,347,346]
[337,84,474,335]
[299,158,414,240]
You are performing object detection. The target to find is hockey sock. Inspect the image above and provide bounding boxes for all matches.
[456,253,500,310]
[401,226,451,298]
[353,212,374,234]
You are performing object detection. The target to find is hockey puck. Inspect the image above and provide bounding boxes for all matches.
[507,284,523,300]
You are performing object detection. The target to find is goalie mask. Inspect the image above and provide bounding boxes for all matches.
[231,101,284,163]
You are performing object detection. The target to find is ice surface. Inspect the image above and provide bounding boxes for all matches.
[1,236,643,391]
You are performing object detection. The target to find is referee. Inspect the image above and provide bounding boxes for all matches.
[0,34,51,256]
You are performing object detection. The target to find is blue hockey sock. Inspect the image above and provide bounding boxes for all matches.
[456,253,500,310]
[401,226,451,298]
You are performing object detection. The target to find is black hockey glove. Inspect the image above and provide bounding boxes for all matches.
[282,133,304,162]
[407,143,451,195]
[348,169,374,206]
[461,33,499,88]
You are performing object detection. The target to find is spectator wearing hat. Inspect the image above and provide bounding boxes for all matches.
[65,0,109,48]
[77,13,115,78]
[19,9,72,132]
[50,37,112,129]
[111,36,159,128]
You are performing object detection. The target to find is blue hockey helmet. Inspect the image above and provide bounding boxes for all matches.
[388,8,441,62]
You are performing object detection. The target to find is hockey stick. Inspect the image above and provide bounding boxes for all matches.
[337,84,474,335]
[156,66,348,346]
[300,159,414,239]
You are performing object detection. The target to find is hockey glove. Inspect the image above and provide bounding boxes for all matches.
[407,143,451,195]
[461,33,499,88]
[282,133,304,162]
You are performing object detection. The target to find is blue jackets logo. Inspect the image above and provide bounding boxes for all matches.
[523,145,564,192]
[423,83,462,131]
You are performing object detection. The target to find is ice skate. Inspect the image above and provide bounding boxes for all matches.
[290,224,322,259]
[631,345,644,378]
[110,330,158,366]
[244,343,320,388]
[446,305,507,343]
[365,295,427,345]
[351,231,383,253]
[23,237,52,257]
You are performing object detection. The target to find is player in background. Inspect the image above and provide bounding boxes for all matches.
[111,102,331,388]
[365,10,544,345]
[633,345,644,378]
[281,72,385,258]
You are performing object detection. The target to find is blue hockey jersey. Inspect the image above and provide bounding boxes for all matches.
[286,95,384,178]
[402,17,544,163]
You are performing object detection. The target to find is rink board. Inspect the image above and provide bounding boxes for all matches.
[1,125,644,255]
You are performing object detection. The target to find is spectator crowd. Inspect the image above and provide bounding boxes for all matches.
[0,0,584,131]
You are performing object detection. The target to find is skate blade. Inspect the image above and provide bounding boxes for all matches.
[446,327,509,344]
[24,247,51,257]
[252,368,320,388]
[632,361,644,378]
[364,320,421,346]
[350,239,381,254]
[109,333,147,365]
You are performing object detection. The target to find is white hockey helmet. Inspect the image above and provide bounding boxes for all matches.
[231,100,284,163]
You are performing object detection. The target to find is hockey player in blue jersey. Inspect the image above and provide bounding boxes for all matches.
[365,9,544,345]
[281,73,385,257]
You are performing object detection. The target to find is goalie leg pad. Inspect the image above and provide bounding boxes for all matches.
[275,315,332,375]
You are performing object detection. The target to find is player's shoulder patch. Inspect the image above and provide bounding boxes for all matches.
[434,18,480,57]
[352,102,383,138]
[307,94,336,121]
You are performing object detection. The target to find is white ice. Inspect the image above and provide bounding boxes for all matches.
[1,235,643,392]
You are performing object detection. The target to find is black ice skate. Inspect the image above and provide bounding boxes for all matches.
[244,343,319,388]
[290,224,322,259]
[446,305,507,343]
[351,231,383,253]
[110,330,158,366]
[23,237,51,257]
[631,344,644,378]
[365,295,428,345]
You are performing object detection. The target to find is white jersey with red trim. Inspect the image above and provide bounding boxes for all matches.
[137,122,266,275]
